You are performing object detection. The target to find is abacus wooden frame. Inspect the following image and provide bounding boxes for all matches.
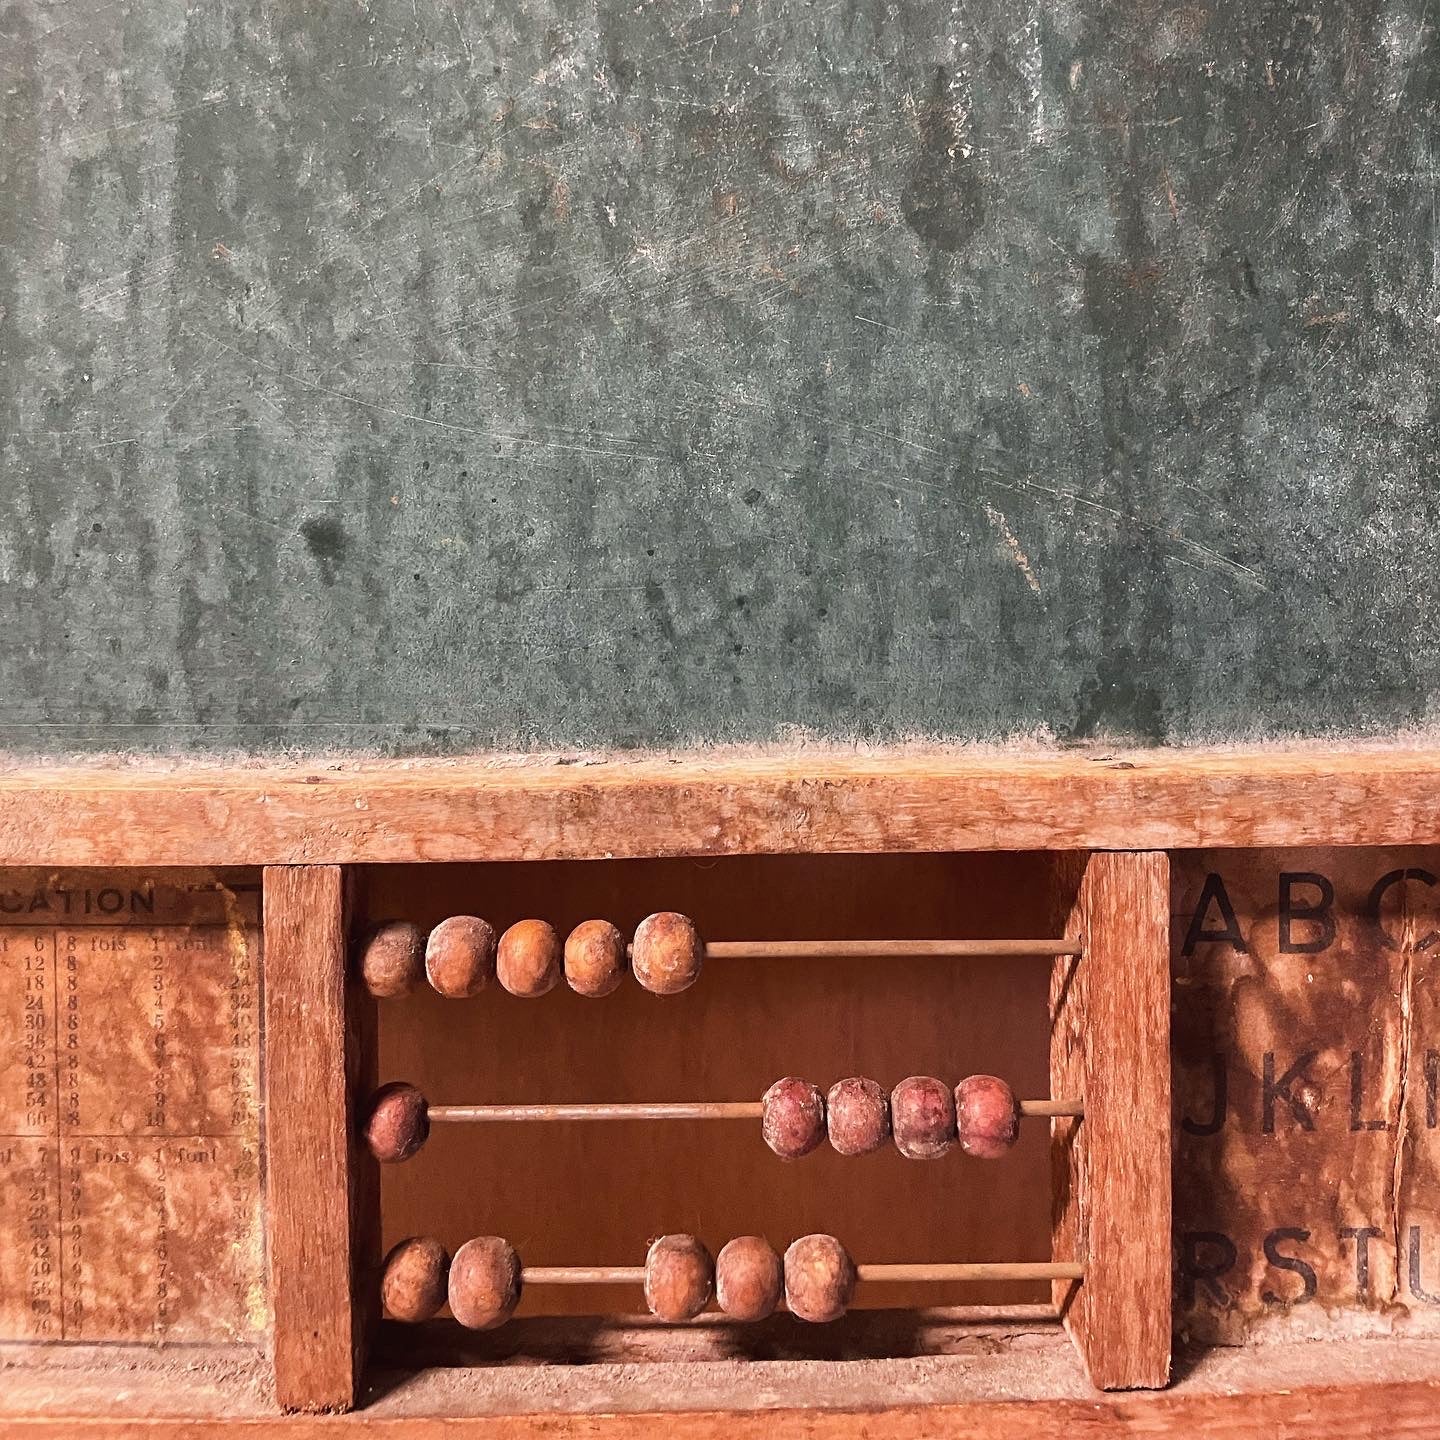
[261,854,1171,1409]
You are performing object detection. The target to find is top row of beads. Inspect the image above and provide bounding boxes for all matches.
[358,913,704,999]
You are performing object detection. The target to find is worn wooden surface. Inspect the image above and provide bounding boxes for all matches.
[1173,848,1440,1344]
[1052,852,1171,1389]
[263,866,363,1411]
[3,746,1440,864]
[0,869,263,1345]
[4,1334,1440,1434]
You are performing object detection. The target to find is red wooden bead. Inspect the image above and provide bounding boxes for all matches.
[449,1236,522,1330]
[826,1077,890,1156]
[762,1077,826,1159]
[362,1081,429,1163]
[497,918,562,997]
[890,1075,956,1159]
[715,1236,782,1321]
[644,1234,714,1321]
[783,1234,855,1323]
[358,920,424,998]
[956,1074,1020,1159]
[380,1236,449,1322]
[425,915,497,998]
[564,919,628,997]
[632,912,704,995]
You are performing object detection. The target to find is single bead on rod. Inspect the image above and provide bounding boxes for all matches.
[358,920,425,998]
[425,915,497,999]
[891,1075,957,1159]
[363,1081,429,1163]
[784,1234,856,1323]
[631,911,704,994]
[644,1234,714,1321]
[497,918,562,997]
[956,1074,1021,1158]
[761,1077,826,1159]
[380,1236,449,1322]
[449,1236,523,1330]
[564,919,628,997]
[826,1076,890,1156]
[716,1236,782,1321]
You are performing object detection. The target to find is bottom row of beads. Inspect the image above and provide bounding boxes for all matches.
[384,1232,861,1327]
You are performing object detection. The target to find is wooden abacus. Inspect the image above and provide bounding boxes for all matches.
[262,858,1168,1410]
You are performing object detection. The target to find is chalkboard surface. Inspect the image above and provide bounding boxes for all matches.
[1,0,1436,754]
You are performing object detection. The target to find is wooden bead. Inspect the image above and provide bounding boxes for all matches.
[631,911,704,995]
[783,1234,855,1323]
[362,1081,429,1163]
[380,1236,449,1322]
[564,919,628,997]
[496,919,562,997]
[358,920,424,998]
[826,1077,890,1156]
[425,915,497,998]
[890,1075,956,1159]
[955,1074,1020,1159]
[644,1234,714,1321]
[715,1236,782,1321]
[761,1077,826,1159]
[449,1236,522,1330]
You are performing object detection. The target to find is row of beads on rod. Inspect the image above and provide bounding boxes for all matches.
[359,913,1080,999]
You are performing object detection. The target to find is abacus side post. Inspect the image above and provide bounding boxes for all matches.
[263,865,374,1411]
[1051,850,1171,1390]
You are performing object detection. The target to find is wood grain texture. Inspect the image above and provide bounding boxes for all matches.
[1,745,1440,864]
[2,1380,1439,1437]
[1051,852,1172,1390]
[263,866,366,1412]
[3,1333,1437,1435]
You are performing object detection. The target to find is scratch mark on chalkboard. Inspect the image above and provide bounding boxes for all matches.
[853,314,911,337]
[191,327,511,443]
[983,504,1041,595]
[63,92,227,152]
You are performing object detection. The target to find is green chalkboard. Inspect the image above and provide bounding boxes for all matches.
[1,0,1436,753]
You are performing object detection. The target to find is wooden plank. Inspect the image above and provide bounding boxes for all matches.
[0,1332,1436,1435]
[263,866,370,1412]
[2,1376,1440,1438]
[0,745,1439,865]
[1051,852,1171,1389]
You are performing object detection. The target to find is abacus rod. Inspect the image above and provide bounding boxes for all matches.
[855,1262,1084,1284]
[699,938,1082,960]
[523,1266,648,1285]
[427,1099,1083,1122]
[429,1102,763,1122]
[516,1262,1083,1286]
[1017,1099,1084,1118]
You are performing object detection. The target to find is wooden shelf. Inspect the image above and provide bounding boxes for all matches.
[3,1332,1438,1436]
[2,743,1439,864]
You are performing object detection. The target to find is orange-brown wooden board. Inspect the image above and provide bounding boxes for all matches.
[1173,848,1440,1344]
[0,870,266,1346]
[7,747,1440,864]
